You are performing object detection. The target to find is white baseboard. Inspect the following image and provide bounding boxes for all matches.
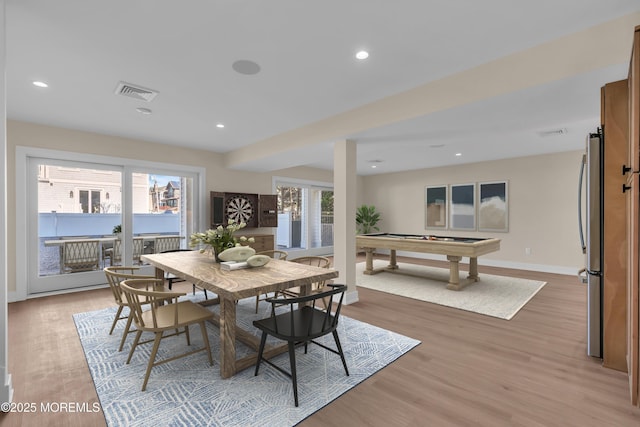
[344,289,359,305]
[0,372,13,405]
[8,284,109,303]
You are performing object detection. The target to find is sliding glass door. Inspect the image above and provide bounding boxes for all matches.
[275,178,334,257]
[19,150,203,296]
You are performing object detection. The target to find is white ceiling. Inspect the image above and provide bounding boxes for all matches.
[6,1,640,175]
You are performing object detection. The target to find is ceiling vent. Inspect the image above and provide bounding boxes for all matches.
[114,81,158,102]
[537,128,568,138]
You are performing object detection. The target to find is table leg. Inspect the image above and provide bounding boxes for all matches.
[363,248,375,275]
[154,266,164,281]
[219,297,236,379]
[446,255,462,291]
[467,257,479,281]
[388,249,399,270]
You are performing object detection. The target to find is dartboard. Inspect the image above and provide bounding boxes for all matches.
[225,195,255,224]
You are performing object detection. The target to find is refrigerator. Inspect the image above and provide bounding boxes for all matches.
[578,130,603,358]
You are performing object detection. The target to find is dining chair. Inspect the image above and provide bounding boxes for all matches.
[62,240,100,272]
[120,278,215,391]
[254,250,289,312]
[278,256,332,306]
[253,283,349,407]
[103,266,157,351]
[160,249,208,300]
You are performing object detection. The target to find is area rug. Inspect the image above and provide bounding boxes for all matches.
[73,294,420,427]
[356,261,546,320]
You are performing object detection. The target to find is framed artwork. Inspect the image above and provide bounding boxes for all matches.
[449,183,475,230]
[478,181,508,232]
[425,185,448,229]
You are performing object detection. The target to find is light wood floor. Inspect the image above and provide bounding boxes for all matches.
[2,255,640,426]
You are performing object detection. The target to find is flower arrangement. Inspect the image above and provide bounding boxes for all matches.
[189,219,255,261]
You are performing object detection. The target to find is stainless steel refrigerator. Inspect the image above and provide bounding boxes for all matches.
[578,130,603,358]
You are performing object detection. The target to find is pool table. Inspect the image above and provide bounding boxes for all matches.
[356,233,501,291]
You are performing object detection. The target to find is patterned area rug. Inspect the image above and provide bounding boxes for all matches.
[73,294,420,427]
[356,261,547,320]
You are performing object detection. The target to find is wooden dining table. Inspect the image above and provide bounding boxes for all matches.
[140,250,339,378]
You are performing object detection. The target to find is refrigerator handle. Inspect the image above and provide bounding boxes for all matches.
[578,153,586,254]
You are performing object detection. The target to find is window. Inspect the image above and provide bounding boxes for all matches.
[275,178,333,256]
[16,147,205,297]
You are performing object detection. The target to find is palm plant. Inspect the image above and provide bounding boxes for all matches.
[356,205,381,234]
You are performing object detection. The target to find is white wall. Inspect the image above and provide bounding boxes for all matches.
[361,150,585,274]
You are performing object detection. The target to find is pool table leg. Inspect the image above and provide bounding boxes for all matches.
[387,249,398,270]
[467,257,479,282]
[446,255,462,290]
[363,248,375,275]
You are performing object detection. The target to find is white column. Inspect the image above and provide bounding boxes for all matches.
[309,189,322,248]
[0,0,14,405]
[333,140,358,304]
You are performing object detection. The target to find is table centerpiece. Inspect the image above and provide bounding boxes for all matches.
[189,219,255,262]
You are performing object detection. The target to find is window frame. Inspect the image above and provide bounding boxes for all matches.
[15,146,206,300]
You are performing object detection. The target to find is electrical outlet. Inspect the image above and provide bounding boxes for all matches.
[525,247,531,255]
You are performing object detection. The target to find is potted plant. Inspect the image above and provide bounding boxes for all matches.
[356,205,381,235]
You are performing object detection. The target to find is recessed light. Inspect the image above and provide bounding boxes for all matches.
[371,165,377,168]
[33,81,48,88]
[216,123,225,128]
[355,50,369,60]
[455,153,462,157]
[136,107,152,115]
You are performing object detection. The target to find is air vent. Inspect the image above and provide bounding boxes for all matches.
[538,128,568,137]
[114,81,158,102]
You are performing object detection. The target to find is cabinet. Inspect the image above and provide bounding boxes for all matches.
[625,25,640,407]
[210,192,278,228]
[242,234,274,253]
[602,80,628,372]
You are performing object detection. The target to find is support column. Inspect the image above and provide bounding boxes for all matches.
[333,140,358,304]
[0,0,14,405]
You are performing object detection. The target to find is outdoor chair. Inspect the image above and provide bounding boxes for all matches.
[103,266,157,351]
[133,237,145,265]
[104,237,145,266]
[253,283,349,407]
[154,236,181,253]
[120,278,215,391]
[62,239,100,272]
[254,250,289,312]
[103,238,122,266]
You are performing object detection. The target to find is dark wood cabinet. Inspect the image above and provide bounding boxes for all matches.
[210,191,278,228]
[601,79,628,372]
[242,234,274,253]
[626,25,640,407]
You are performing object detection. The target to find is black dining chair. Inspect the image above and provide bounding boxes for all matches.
[161,249,208,299]
[253,283,349,407]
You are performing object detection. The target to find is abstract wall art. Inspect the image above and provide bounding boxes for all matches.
[478,181,508,232]
[449,183,475,230]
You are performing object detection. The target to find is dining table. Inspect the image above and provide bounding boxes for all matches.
[140,250,339,378]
